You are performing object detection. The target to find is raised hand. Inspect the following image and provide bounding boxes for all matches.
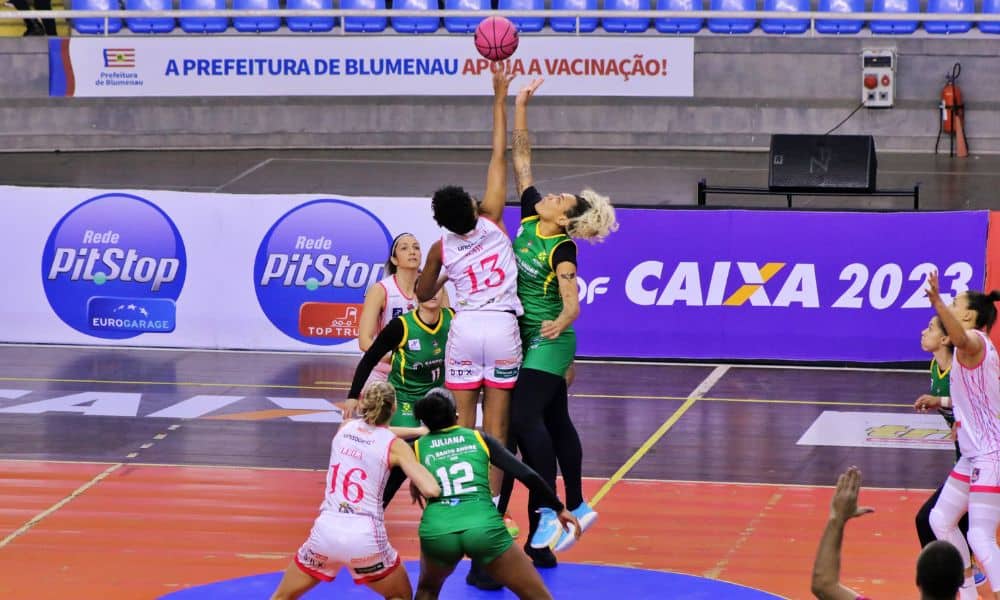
[829,466,874,523]
[492,67,516,99]
[516,78,544,106]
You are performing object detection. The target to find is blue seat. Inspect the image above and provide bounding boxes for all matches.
[125,0,175,33]
[287,0,336,32]
[603,0,650,32]
[550,0,599,31]
[707,0,756,33]
[342,0,387,31]
[982,0,1000,32]
[70,0,123,34]
[925,0,972,33]
[232,0,281,31]
[391,0,439,32]
[869,0,919,34]
[655,0,703,34]
[444,0,488,33]
[179,0,228,32]
[500,0,546,32]
[761,0,808,33]
[815,0,863,34]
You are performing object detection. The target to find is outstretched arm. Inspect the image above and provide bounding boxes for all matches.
[926,271,982,367]
[810,467,874,600]
[482,433,580,538]
[391,440,441,499]
[479,68,515,225]
[415,241,445,302]
[512,78,543,196]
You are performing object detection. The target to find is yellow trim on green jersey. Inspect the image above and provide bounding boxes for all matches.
[932,358,951,379]
[472,430,490,457]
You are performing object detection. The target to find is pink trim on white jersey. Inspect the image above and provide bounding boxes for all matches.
[952,330,1000,458]
[441,216,523,315]
[376,275,417,332]
[321,419,396,520]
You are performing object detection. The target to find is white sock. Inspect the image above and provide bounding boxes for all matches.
[959,575,977,600]
[492,495,500,507]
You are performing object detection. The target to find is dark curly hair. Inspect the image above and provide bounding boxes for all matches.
[965,290,1000,331]
[414,388,458,432]
[431,185,478,235]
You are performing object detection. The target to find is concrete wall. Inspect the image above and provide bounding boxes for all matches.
[1,34,998,153]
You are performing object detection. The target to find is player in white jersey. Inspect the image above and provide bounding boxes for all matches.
[359,233,422,384]
[270,382,441,600]
[415,69,521,590]
[926,272,1000,600]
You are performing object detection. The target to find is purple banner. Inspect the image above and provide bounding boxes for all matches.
[504,208,989,362]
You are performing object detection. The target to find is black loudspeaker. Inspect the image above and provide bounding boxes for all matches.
[768,134,877,194]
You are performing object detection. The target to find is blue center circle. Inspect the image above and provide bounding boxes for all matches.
[160,561,786,599]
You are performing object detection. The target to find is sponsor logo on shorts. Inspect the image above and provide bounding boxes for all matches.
[494,366,519,379]
[354,561,386,575]
[972,468,981,483]
[300,548,328,568]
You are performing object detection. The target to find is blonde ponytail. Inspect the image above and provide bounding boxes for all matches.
[359,381,395,426]
[566,189,619,243]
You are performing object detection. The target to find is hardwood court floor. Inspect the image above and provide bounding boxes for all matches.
[0,346,954,599]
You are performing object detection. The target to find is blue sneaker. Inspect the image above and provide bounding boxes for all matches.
[974,564,987,586]
[554,502,599,552]
[530,508,562,549]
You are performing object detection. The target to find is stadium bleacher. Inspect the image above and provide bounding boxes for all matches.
[11,0,986,35]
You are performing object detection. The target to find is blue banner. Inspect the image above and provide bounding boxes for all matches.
[505,208,990,362]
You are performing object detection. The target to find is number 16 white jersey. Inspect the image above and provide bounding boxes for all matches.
[321,419,396,520]
[441,216,523,315]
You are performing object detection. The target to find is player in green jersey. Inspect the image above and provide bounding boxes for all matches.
[410,388,580,600]
[497,77,619,567]
[347,287,452,507]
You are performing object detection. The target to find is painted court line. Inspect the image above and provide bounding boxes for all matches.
[0,458,939,492]
[0,462,123,549]
[0,376,340,391]
[590,365,730,507]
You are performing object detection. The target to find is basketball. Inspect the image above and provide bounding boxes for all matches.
[474,16,519,62]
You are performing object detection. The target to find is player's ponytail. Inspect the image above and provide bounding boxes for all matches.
[359,381,395,426]
[565,189,619,243]
[966,290,1000,331]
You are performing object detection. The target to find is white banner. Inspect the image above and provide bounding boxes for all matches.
[797,411,954,451]
[49,36,694,97]
[0,185,445,352]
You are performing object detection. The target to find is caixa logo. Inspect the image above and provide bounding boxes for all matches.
[41,193,186,339]
[254,199,391,345]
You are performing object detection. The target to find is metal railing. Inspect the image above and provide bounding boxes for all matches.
[1,8,993,36]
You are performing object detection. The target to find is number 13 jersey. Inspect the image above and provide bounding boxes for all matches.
[441,217,523,316]
[414,425,495,537]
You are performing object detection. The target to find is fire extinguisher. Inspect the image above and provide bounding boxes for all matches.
[936,62,969,157]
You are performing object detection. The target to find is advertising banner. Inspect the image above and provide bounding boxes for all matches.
[1,185,986,362]
[505,208,988,362]
[48,36,694,98]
